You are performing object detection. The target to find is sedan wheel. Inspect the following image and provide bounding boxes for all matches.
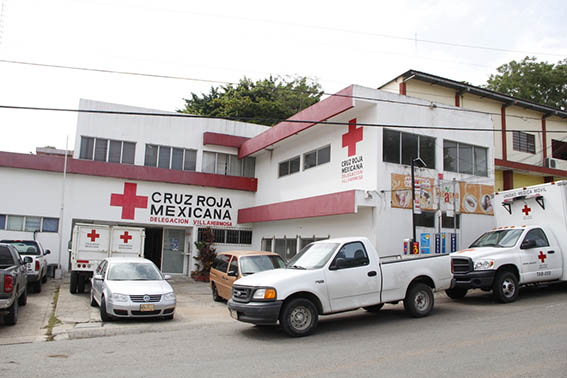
[100,296,112,322]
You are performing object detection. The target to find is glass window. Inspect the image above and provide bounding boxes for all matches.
[474,147,488,176]
[443,141,458,172]
[240,255,285,276]
[523,228,549,248]
[552,140,567,161]
[7,215,24,231]
[184,149,197,171]
[202,151,216,173]
[228,257,238,274]
[212,229,225,243]
[229,155,242,176]
[216,153,228,175]
[441,213,460,229]
[25,217,41,232]
[513,131,535,154]
[261,238,272,251]
[42,218,59,232]
[279,161,289,177]
[415,212,435,228]
[216,254,230,273]
[242,157,255,178]
[171,148,184,170]
[0,214,5,230]
[383,129,400,163]
[122,142,135,164]
[458,144,473,174]
[289,157,300,174]
[94,138,108,161]
[79,136,94,160]
[158,146,171,169]
[240,230,252,245]
[145,145,158,167]
[108,140,122,163]
[226,229,239,244]
[401,133,418,166]
[419,136,436,169]
[330,242,369,269]
[318,146,331,165]
[304,150,317,170]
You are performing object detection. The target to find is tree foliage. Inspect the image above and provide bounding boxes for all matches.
[192,228,216,281]
[179,76,323,126]
[484,56,567,110]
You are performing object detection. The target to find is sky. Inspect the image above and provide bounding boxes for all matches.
[0,0,566,154]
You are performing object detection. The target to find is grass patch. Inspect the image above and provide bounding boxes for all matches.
[45,286,62,342]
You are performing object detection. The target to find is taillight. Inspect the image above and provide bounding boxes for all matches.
[450,259,454,274]
[35,260,40,271]
[4,275,13,293]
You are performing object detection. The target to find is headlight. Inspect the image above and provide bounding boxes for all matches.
[163,292,176,301]
[252,287,277,300]
[474,260,495,271]
[111,293,129,302]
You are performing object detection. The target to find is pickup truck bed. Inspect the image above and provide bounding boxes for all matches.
[0,244,29,325]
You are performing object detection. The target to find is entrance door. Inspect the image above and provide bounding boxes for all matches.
[144,228,163,269]
[162,229,185,274]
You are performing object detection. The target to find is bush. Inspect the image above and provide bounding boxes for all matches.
[191,228,216,282]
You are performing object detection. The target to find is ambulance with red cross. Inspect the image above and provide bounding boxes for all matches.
[446,181,567,303]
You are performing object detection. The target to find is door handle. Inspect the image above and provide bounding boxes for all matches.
[368,271,377,277]
[548,250,555,254]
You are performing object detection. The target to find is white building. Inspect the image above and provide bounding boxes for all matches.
[0,86,495,275]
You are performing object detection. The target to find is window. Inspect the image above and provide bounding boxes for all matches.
[202,151,255,177]
[7,215,24,231]
[279,156,300,177]
[145,144,197,171]
[523,228,549,248]
[513,131,535,154]
[441,213,460,229]
[415,212,435,228]
[42,218,59,232]
[228,257,238,274]
[330,242,369,269]
[261,238,272,251]
[80,136,135,164]
[274,238,297,260]
[212,254,230,273]
[552,140,567,161]
[443,140,488,176]
[25,217,41,232]
[303,145,331,170]
[300,236,329,249]
[198,228,252,245]
[383,129,436,168]
[0,215,5,230]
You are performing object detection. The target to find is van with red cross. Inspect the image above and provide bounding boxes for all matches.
[446,181,567,303]
[69,224,145,294]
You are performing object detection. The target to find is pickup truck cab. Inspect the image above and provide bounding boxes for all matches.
[228,237,453,337]
[448,181,567,303]
[0,243,32,325]
[1,240,50,293]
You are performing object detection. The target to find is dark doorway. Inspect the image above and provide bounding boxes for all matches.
[144,227,163,269]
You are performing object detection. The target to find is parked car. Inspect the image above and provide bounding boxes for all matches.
[210,251,286,302]
[90,257,176,321]
[1,240,50,293]
[0,243,31,325]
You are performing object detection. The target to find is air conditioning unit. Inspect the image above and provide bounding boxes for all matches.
[544,157,558,169]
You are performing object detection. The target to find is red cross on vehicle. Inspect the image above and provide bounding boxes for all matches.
[538,251,546,263]
[120,231,132,243]
[110,183,148,220]
[522,204,531,216]
[87,229,100,242]
[342,118,363,157]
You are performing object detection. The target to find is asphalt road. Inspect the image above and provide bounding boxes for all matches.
[1,284,566,378]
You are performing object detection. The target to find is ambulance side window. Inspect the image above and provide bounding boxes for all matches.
[523,229,549,248]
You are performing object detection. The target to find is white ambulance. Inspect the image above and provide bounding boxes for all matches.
[69,224,145,293]
[446,181,567,303]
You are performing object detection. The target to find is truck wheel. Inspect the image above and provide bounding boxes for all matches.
[100,295,113,322]
[445,288,468,300]
[493,271,519,303]
[18,286,28,306]
[70,272,78,294]
[211,283,222,302]
[78,275,86,293]
[404,283,434,318]
[280,298,318,337]
[363,303,384,312]
[4,299,18,325]
[42,269,48,283]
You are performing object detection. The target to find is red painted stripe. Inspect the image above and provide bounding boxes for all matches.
[203,132,249,148]
[0,151,257,192]
[495,158,567,177]
[76,260,89,264]
[238,86,354,159]
[238,190,356,223]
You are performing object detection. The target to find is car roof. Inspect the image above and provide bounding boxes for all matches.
[218,250,281,257]
[104,257,154,264]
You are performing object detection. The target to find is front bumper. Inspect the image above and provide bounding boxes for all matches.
[228,299,283,325]
[106,299,176,318]
[453,270,496,290]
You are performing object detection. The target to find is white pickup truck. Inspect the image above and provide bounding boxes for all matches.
[227,237,453,337]
[447,181,567,303]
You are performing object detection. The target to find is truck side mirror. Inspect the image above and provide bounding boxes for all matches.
[93,274,104,281]
[44,250,51,255]
[520,240,537,249]
[227,270,238,277]
[23,256,33,264]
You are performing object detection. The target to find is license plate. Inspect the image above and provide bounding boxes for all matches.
[229,309,238,320]
[140,304,155,312]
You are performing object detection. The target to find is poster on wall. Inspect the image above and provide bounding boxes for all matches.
[391,173,436,211]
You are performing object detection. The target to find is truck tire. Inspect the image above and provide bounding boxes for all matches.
[42,270,47,283]
[363,303,384,312]
[33,280,42,293]
[211,283,222,302]
[493,271,519,303]
[445,288,468,300]
[70,271,78,294]
[404,283,434,318]
[4,299,18,326]
[18,286,28,306]
[100,295,113,322]
[280,298,318,337]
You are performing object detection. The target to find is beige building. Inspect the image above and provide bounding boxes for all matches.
[381,70,567,191]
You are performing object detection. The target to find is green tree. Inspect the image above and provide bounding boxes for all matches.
[484,56,567,110]
[179,76,323,126]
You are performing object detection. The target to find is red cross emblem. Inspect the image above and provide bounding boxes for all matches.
[538,251,546,263]
[120,231,133,243]
[110,183,148,220]
[342,118,363,157]
[522,205,531,216]
[87,230,100,242]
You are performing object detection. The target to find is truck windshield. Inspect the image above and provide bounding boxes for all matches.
[240,255,286,276]
[469,229,524,248]
[286,243,339,270]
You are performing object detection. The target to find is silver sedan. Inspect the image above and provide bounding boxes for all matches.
[90,257,176,321]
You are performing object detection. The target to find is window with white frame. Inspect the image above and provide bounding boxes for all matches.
[80,136,135,164]
[443,140,488,176]
[383,129,436,168]
[144,144,197,171]
[0,215,59,233]
[202,151,255,178]
[303,145,331,170]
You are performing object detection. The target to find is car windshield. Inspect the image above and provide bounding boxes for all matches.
[107,262,163,281]
[469,229,524,248]
[240,255,286,276]
[286,243,339,270]
[1,240,40,255]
